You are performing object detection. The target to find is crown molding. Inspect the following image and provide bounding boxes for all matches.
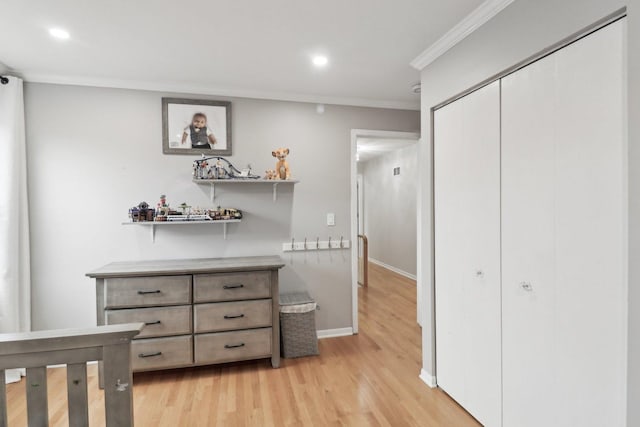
[410,0,514,71]
[20,72,420,111]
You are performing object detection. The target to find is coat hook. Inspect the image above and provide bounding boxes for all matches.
[304,237,307,250]
[328,236,332,248]
[316,237,320,249]
[291,237,295,250]
[340,236,344,248]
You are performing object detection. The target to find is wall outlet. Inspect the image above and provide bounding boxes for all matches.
[327,213,335,226]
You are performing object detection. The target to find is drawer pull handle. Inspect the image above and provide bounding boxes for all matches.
[137,290,161,295]
[224,343,245,349]
[223,284,244,290]
[144,320,162,326]
[224,314,245,319]
[138,351,162,358]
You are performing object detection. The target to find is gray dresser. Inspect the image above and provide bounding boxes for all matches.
[86,256,285,378]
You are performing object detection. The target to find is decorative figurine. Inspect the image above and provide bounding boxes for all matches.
[264,169,278,180]
[214,159,227,179]
[156,194,170,220]
[193,155,211,179]
[272,147,291,179]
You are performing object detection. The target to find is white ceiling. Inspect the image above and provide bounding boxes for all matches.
[357,137,417,162]
[0,0,484,109]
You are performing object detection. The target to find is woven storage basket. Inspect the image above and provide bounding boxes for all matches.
[280,292,319,358]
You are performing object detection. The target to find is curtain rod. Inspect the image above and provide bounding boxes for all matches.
[0,75,8,85]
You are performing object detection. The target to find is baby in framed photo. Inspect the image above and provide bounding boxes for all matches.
[182,112,217,148]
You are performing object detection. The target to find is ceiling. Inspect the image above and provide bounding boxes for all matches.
[357,137,417,162]
[0,0,484,110]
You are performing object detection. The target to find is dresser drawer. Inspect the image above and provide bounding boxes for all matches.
[131,335,193,371]
[104,275,191,309]
[194,299,272,333]
[105,305,192,339]
[193,271,271,303]
[195,328,271,364]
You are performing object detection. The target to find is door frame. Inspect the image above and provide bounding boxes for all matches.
[350,129,421,334]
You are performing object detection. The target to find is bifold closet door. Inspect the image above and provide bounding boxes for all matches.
[434,81,501,427]
[501,20,626,427]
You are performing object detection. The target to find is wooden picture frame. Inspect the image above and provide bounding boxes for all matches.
[162,98,232,155]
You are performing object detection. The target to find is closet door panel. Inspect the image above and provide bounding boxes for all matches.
[552,20,625,427]
[434,81,501,427]
[501,20,625,427]
[501,50,557,427]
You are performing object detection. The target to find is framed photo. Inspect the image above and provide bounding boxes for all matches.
[162,98,232,155]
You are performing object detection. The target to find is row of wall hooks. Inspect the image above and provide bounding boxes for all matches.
[282,236,350,252]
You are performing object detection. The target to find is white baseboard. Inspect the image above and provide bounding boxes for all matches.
[368,258,417,280]
[419,369,437,388]
[317,327,354,339]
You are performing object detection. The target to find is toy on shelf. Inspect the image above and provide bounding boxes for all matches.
[264,169,278,180]
[209,206,243,220]
[155,194,170,220]
[272,147,291,180]
[128,193,243,223]
[129,201,155,222]
[192,154,260,180]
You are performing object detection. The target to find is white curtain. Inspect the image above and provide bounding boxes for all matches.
[0,76,31,384]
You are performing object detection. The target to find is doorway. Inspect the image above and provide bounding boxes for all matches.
[350,129,420,333]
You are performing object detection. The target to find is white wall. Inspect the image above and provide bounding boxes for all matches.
[361,144,417,276]
[24,83,419,332]
[417,0,626,385]
[627,1,640,425]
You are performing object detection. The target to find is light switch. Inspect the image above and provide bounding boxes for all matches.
[327,213,335,226]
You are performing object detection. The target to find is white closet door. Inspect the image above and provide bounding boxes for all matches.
[434,81,501,427]
[501,20,626,427]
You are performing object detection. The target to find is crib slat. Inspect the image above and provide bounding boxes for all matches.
[0,369,7,427]
[26,367,48,427]
[67,363,89,427]
[103,343,134,427]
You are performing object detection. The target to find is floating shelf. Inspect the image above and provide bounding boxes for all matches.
[193,179,299,202]
[122,219,241,242]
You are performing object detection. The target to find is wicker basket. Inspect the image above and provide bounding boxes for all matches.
[280,292,319,358]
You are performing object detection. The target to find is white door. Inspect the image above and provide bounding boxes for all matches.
[434,81,501,427]
[501,19,626,427]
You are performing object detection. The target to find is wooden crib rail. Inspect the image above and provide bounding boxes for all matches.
[0,323,144,427]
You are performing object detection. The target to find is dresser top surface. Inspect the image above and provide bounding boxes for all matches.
[86,255,285,278]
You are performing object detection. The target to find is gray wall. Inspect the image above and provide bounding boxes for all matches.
[417,0,626,390]
[627,1,640,425]
[361,144,417,276]
[24,83,419,332]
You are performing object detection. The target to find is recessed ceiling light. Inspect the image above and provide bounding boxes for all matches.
[49,28,70,40]
[312,55,328,67]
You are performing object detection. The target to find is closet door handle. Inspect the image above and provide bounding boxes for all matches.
[224,343,245,349]
[137,290,161,295]
[223,284,244,290]
[520,281,533,292]
[138,351,162,358]
[144,320,161,326]
[224,314,245,319]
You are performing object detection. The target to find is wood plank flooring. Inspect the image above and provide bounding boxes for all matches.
[5,263,479,426]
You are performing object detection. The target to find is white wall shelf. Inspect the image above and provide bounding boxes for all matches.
[193,179,299,202]
[122,219,241,242]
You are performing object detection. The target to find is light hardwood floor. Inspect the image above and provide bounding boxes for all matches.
[5,263,479,426]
